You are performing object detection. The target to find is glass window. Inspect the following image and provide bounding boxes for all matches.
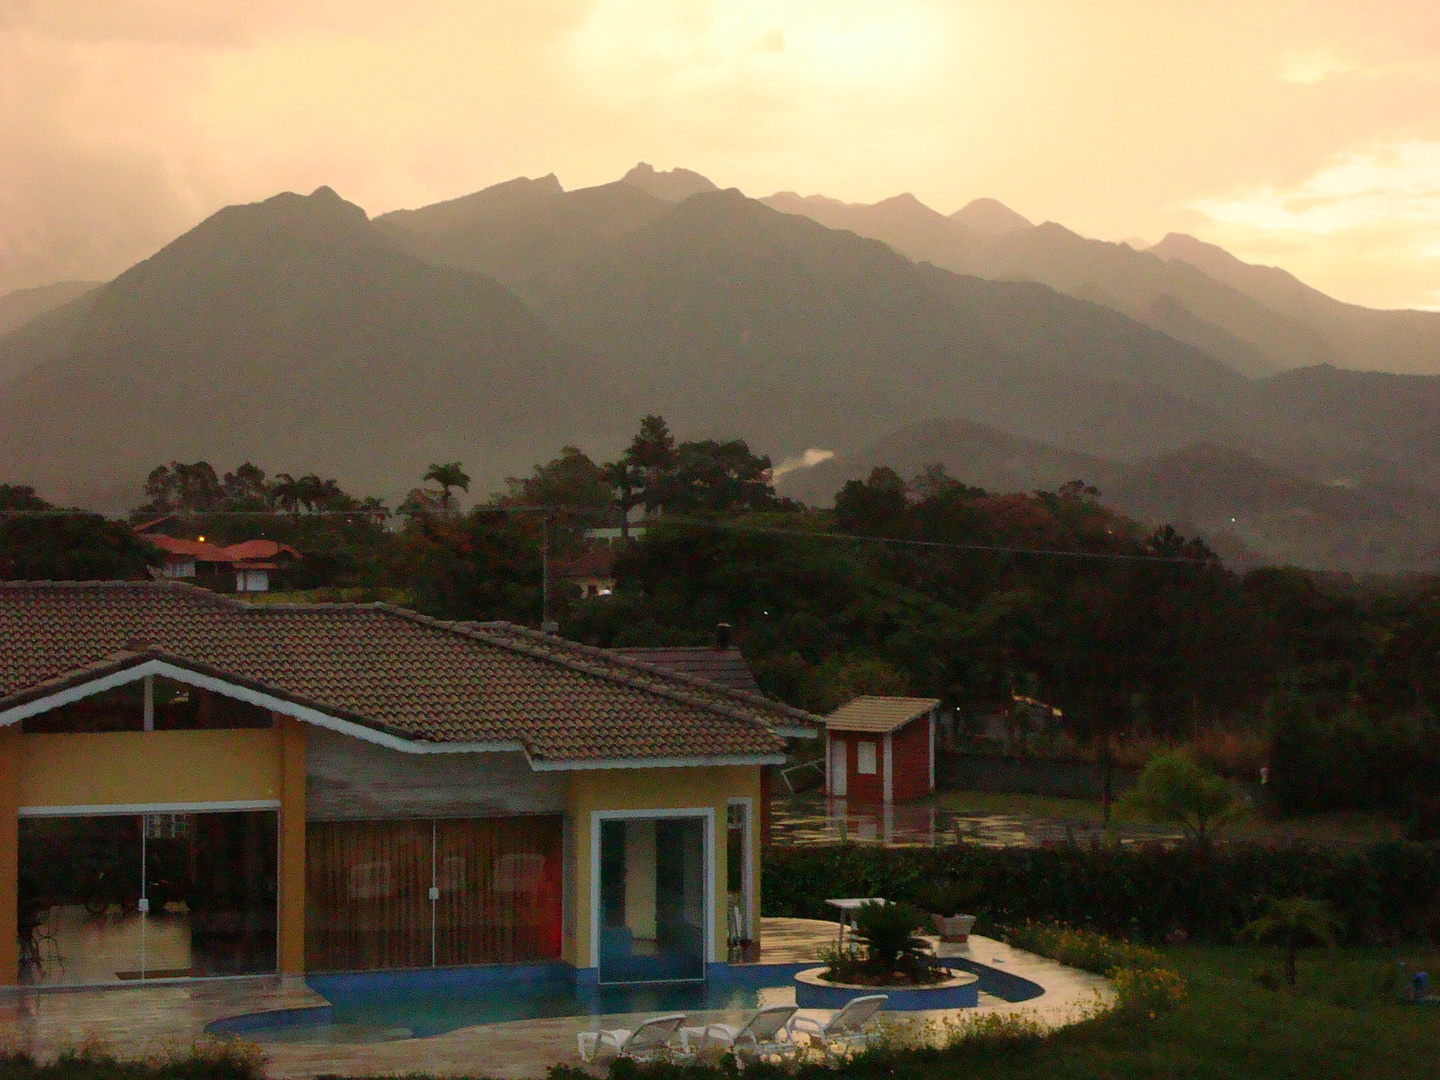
[18,810,277,985]
[21,684,143,734]
[304,816,561,973]
[151,680,271,730]
[857,741,878,774]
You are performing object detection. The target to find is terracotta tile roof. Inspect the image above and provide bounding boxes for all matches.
[138,534,299,565]
[825,695,940,734]
[0,581,812,765]
[611,647,764,696]
[469,624,819,737]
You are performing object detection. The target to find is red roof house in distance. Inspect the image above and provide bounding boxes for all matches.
[825,696,940,803]
[134,521,298,594]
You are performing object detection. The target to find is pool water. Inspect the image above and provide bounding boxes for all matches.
[247,981,798,1043]
[211,960,1043,1044]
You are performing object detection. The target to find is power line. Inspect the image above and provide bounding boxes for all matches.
[656,517,1217,565]
[0,506,1214,564]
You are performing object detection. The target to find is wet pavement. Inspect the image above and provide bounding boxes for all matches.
[770,796,1188,848]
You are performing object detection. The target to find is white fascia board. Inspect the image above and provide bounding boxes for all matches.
[0,659,522,757]
[772,724,820,739]
[21,799,281,818]
[531,752,785,772]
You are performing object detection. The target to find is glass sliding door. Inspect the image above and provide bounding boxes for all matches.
[18,810,277,986]
[598,815,707,984]
[434,817,561,966]
[305,816,562,973]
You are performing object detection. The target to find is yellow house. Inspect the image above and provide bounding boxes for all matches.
[0,582,817,988]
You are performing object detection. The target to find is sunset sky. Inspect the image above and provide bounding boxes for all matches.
[4,0,1440,308]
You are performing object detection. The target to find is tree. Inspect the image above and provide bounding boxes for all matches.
[221,463,269,510]
[0,484,51,512]
[657,439,777,515]
[270,473,302,519]
[500,447,611,510]
[606,460,639,540]
[1,514,158,581]
[1115,750,1243,842]
[622,415,677,514]
[834,467,908,536]
[1240,896,1339,988]
[134,462,224,515]
[423,462,470,512]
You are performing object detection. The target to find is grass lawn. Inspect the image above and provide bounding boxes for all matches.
[938,789,1403,846]
[865,945,1440,1080]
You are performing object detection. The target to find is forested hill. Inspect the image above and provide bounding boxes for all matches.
[3,172,1440,572]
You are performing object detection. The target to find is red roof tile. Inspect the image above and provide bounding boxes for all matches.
[0,582,813,765]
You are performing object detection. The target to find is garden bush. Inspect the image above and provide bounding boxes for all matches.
[762,840,1440,945]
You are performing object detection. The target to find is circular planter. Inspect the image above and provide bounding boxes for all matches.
[794,967,979,1010]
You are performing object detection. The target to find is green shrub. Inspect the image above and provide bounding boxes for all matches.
[762,840,1440,945]
[1110,966,1188,1014]
[1004,921,1164,975]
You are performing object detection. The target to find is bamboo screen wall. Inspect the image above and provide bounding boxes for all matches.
[305,816,561,972]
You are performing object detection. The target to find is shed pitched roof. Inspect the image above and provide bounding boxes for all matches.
[825,695,940,734]
[0,582,817,766]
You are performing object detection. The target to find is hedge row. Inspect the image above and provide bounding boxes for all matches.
[761,841,1440,945]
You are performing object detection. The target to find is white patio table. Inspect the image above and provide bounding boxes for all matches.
[824,897,887,952]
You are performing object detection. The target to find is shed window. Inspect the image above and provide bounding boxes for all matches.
[856,741,877,774]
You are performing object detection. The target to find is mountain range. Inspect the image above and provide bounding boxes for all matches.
[3,163,1440,571]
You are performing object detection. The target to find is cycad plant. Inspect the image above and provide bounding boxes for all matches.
[1241,895,1339,988]
[851,900,938,983]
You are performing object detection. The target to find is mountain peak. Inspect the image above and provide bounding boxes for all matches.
[621,162,719,202]
[950,198,1032,235]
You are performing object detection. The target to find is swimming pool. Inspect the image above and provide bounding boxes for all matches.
[208,960,1043,1044]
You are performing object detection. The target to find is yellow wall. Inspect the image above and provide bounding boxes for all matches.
[564,764,762,970]
[0,729,18,986]
[276,718,307,975]
[19,729,283,808]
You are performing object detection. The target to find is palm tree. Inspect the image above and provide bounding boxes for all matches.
[605,460,638,540]
[424,462,470,511]
[270,473,301,519]
[1241,896,1339,988]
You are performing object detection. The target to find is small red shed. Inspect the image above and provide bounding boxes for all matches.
[824,696,940,803]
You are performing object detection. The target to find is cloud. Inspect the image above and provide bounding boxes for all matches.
[1279,49,1354,85]
[1186,141,1440,309]
[773,448,835,478]
[1189,141,1440,234]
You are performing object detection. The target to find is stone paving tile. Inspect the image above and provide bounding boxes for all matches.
[0,976,327,1058]
[0,921,1111,1079]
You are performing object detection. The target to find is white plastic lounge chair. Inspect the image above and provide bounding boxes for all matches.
[681,1004,799,1066]
[577,1012,688,1063]
[787,994,889,1057]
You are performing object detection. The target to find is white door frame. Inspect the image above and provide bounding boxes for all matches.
[588,807,715,974]
[726,797,755,941]
[830,738,848,797]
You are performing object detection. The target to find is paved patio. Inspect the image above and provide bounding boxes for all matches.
[0,919,1111,1079]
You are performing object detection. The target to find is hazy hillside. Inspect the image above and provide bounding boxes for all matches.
[765,189,1440,378]
[620,163,719,202]
[529,187,1244,459]
[0,281,100,338]
[7,166,1440,569]
[780,420,1440,572]
[0,187,602,508]
[950,198,1032,234]
[1151,232,1440,376]
[376,177,672,307]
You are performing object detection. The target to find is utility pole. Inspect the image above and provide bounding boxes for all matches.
[541,511,558,633]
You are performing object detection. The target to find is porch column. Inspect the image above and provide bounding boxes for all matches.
[0,727,17,987]
[277,717,307,975]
